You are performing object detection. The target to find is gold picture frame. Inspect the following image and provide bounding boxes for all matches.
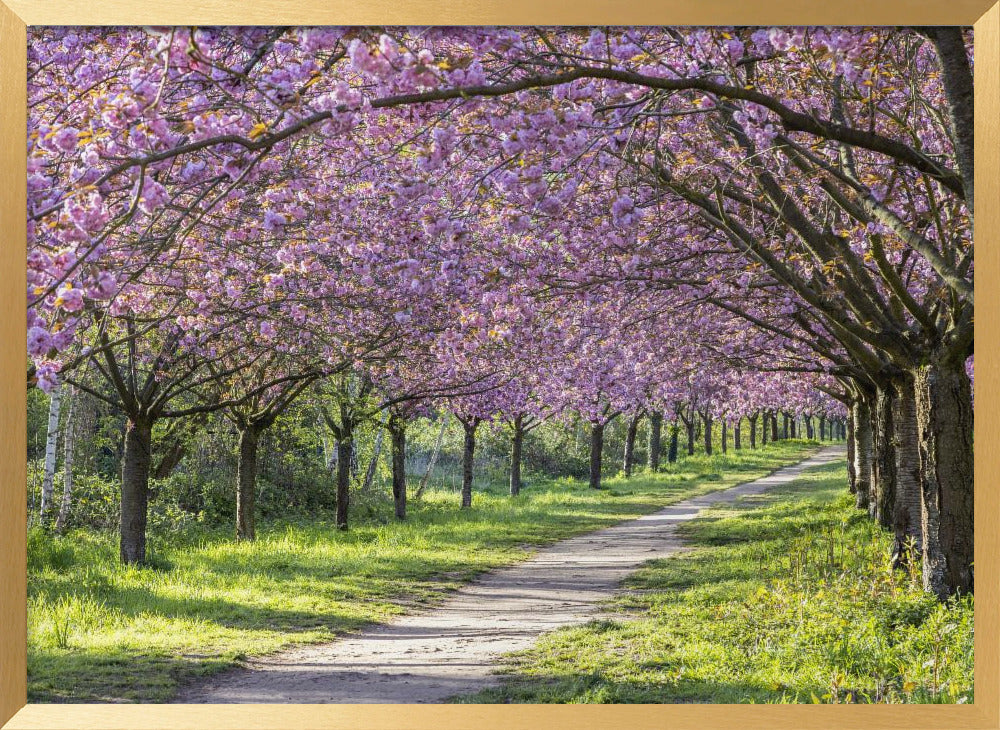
[1,2,997,728]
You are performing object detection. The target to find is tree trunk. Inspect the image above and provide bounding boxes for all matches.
[152,412,208,479]
[852,397,874,513]
[891,375,923,568]
[762,413,769,446]
[322,433,337,476]
[153,441,187,480]
[685,418,696,455]
[647,412,662,472]
[782,412,789,440]
[235,425,260,541]
[790,416,797,439]
[54,387,76,533]
[872,385,896,529]
[770,412,778,442]
[819,415,827,441]
[349,441,359,480]
[805,416,815,440]
[721,420,728,454]
[623,412,640,477]
[589,421,604,490]
[509,417,524,496]
[120,417,153,564]
[749,414,758,449]
[389,419,407,520]
[925,28,975,211]
[734,420,742,450]
[846,405,857,494]
[667,421,679,463]
[39,385,63,527]
[702,413,713,455]
[336,433,352,529]
[415,418,446,498]
[461,421,477,508]
[914,358,974,597]
[360,425,385,494]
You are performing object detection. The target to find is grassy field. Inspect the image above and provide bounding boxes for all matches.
[455,458,974,704]
[27,440,818,702]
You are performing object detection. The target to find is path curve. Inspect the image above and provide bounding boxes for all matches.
[176,446,844,704]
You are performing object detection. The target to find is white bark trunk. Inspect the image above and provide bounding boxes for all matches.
[40,384,63,526]
[416,418,447,498]
[361,422,386,493]
[322,435,337,475]
[55,386,76,533]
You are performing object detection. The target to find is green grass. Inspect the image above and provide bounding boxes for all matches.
[27,440,818,702]
[455,458,974,705]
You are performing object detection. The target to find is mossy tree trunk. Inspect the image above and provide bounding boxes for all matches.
[589,421,605,490]
[647,411,663,472]
[623,411,641,477]
[388,414,407,520]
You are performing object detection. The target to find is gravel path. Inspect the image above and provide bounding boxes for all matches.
[176,446,844,704]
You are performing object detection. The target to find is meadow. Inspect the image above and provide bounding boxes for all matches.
[456,459,974,704]
[27,440,817,702]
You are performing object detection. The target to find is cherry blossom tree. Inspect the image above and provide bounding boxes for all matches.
[26,26,971,597]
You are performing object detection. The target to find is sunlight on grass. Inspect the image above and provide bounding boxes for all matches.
[27,441,818,702]
[454,458,973,705]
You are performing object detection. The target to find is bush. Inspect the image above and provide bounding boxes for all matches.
[58,472,120,532]
[523,422,590,479]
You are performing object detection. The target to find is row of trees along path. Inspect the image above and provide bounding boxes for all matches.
[27,27,973,598]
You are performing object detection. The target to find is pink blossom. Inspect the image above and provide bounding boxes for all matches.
[53,126,79,153]
[27,326,52,357]
[138,178,169,214]
[35,362,59,393]
[54,284,84,312]
[263,210,287,232]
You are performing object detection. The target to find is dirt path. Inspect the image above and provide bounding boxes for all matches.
[176,446,844,704]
